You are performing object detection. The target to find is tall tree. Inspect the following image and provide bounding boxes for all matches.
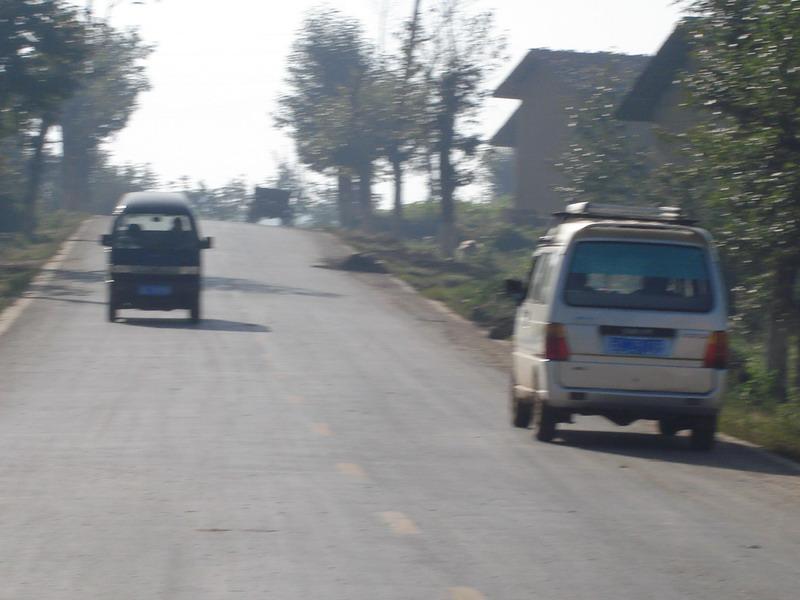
[678,1,800,398]
[276,9,380,228]
[0,0,88,235]
[421,0,504,255]
[380,0,426,227]
[59,19,151,212]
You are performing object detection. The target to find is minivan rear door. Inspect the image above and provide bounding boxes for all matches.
[555,239,722,394]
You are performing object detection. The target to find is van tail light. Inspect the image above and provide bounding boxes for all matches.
[703,331,727,369]
[545,323,570,361]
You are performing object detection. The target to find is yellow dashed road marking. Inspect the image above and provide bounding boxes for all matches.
[336,463,366,478]
[379,511,419,535]
[448,587,485,600]
[312,422,332,436]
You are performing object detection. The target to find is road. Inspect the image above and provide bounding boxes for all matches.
[0,219,798,600]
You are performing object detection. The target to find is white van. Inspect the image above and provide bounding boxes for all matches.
[506,203,728,450]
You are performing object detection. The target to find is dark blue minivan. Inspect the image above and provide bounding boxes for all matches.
[100,193,212,323]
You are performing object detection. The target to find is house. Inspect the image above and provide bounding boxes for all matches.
[490,49,648,221]
[615,21,695,160]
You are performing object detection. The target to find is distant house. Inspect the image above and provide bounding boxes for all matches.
[616,21,696,161]
[490,49,648,221]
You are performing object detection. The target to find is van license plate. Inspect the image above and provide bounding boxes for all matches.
[605,336,668,357]
[138,285,172,296]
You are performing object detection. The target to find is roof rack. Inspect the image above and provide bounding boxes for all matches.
[553,202,696,225]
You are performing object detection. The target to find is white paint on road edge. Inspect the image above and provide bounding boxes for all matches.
[0,218,94,339]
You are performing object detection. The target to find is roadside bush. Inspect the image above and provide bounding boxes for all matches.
[491,225,534,252]
[0,196,22,232]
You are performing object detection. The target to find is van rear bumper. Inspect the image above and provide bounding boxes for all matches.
[109,273,199,310]
[542,384,723,417]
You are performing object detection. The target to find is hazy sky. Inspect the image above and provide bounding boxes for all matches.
[92,0,688,196]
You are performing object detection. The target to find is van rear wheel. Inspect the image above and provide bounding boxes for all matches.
[512,398,533,428]
[189,296,201,324]
[658,417,681,437]
[536,403,558,442]
[690,415,717,451]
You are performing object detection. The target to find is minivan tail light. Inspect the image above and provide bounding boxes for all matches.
[703,331,727,369]
[545,323,570,361]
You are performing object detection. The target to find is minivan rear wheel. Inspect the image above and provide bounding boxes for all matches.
[189,296,201,323]
[536,403,558,442]
[512,398,533,428]
[690,415,717,451]
[658,417,681,437]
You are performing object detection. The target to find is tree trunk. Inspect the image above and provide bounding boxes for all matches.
[438,89,457,257]
[766,260,796,401]
[795,333,800,395]
[61,124,93,212]
[357,162,373,228]
[336,171,354,228]
[23,118,51,237]
[391,156,403,232]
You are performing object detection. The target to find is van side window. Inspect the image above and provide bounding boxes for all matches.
[527,253,553,303]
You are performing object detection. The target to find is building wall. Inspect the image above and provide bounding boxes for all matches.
[512,67,577,218]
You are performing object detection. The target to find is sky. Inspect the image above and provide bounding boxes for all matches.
[88,0,688,199]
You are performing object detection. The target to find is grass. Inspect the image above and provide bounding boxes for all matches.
[720,341,800,462]
[339,202,539,338]
[0,211,86,313]
[337,202,800,464]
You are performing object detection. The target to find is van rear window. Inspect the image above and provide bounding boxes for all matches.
[114,214,195,249]
[564,242,713,312]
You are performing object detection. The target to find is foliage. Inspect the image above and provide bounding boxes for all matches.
[673,1,800,398]
[183,178,249,221]
[558,67,652,204]
[0,0,88,135]
[89,153,159,214]
[59,17,152,211]
[276,10,378,173]
[418,0,506,255]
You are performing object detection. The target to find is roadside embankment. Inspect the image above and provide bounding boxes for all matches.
[0,212,86,313]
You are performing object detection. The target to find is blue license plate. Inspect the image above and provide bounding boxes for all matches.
[138,284,172,297]
[605,336,669,357]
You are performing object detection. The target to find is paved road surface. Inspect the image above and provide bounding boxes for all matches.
[0,219,798,600]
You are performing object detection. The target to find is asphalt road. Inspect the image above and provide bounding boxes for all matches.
[0,219,798,600]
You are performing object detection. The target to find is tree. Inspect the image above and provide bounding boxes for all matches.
[379,0,426,228]
[0,0,88,235]
[88,153,159,214]
[558,62,651,206]
[678,1,800,398]
[421,0,505,255]
[276,9,381,227]
[59,18,151,212]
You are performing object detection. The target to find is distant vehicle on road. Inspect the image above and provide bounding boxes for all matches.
[100,192,213,323]
[247,187,292,226]
[505,202,728,450]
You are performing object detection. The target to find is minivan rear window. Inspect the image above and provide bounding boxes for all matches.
[564,241,713,312]
[114,213,195,249]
